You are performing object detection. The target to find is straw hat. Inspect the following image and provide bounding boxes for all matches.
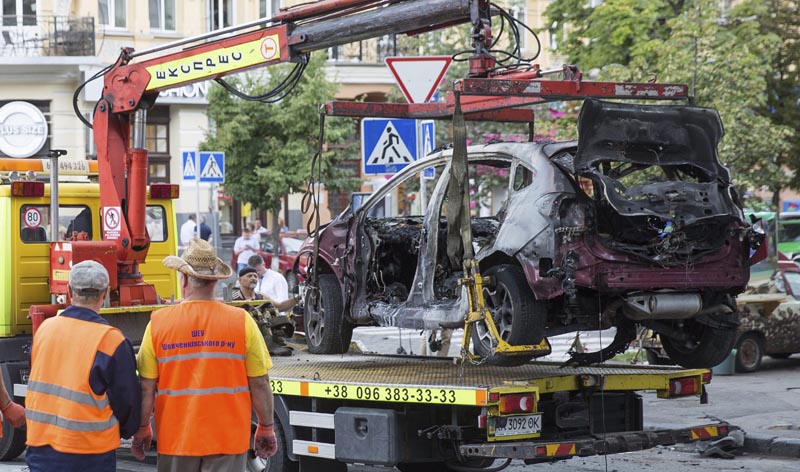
[163,238,232,280]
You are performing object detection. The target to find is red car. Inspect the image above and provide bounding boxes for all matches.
[231,234,307,289]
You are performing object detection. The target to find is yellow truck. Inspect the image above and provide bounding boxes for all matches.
[0,158,180,459]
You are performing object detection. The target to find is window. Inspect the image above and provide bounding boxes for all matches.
[260,0,280,19]
[1,0,36,26]
[512,164,533,191]
[20,205,92,243]
[99,0,127,29]
[145,107,171,184]
[209,0,233,30]
[510,5,527,51]
[146,205,167,242]
[149,0,175,31]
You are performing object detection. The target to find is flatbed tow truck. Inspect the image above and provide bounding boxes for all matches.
[2,1,741,469]
[261,347,730,470]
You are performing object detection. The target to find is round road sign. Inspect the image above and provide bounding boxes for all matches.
[104,207,120,231]
[24,207,42,228]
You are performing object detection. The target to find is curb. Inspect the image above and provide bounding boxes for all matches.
[647,423,800,459]
[743,433,800,459]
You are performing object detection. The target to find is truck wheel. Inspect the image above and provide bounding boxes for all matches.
[735,333,764,373]
[659,320,737,369]
[304,274,353,354]
[0,419,26,461]
[471,265,546,366]
[248,417,297,472]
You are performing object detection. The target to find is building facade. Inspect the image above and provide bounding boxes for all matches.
[0,0,563,237]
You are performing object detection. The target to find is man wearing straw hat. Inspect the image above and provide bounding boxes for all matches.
[131,238,277,471]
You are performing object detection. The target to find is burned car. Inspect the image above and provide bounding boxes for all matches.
[300,99,764,368]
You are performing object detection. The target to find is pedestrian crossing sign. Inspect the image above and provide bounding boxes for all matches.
[199,151,225,183]
[362,118,417,175]
[182,150,197,181]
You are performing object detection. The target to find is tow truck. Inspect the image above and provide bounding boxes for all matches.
[2,0,743,468]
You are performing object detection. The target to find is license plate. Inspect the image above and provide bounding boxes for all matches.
[492,414,542,437]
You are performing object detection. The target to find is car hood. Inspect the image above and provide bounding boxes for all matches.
[575,99,728,180]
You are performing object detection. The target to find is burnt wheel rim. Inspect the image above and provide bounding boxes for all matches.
[739,338,760,369]
[476,283,514,349]
[305,291,324,347]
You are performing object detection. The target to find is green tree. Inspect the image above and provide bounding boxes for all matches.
[546,0,794,193]
[202,53,361,233]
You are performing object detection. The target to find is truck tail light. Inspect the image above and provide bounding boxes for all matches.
[150,184,179,199]
[669,376,700,397]
[477,408,487,428]
[499,393,534,414]
[702,371,712,384]
[11,181,44,197]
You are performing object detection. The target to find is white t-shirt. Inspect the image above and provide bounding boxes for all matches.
[180,219,196,245]
[234,234,261,265]
[257,268,289,304]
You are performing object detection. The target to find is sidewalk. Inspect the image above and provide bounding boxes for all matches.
[642,355,800,458]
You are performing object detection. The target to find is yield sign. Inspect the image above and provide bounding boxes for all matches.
[385,56,452,104]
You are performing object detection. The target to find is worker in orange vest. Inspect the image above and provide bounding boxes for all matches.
[132,238,277,471]
[0,376,25,438]
[25,260,141,471]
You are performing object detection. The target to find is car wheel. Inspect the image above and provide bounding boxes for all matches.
[248,416,297,472]
[471,265,546,366]
[0,417,26,461]
[735,333,764,373]
[303,274,353,354]
[659,319,738,369]
[769,353,792,360]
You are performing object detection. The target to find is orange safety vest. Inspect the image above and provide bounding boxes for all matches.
[25,316,124,454]
[150,301,251,456]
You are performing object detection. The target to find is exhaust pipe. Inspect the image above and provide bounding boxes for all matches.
[622,292,702,320]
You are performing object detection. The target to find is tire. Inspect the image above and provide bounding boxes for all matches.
[303,274,353,354]
[0,418,26,461]
[248,416,297,472]
[735,333,764,373]
[769,353,792,360]
[471,265,546,366]
[659,320,738,369]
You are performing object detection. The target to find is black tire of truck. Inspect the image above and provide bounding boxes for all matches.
[471,265,546,367]
[0,415,26,461]
[659,320,738,369]
[303,274,353,354]
[735,332,764,373]
[248,416,298,472]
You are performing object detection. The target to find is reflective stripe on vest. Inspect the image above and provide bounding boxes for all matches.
[26,409,118,432]
[150,301,252,456]
[25,315,124,454]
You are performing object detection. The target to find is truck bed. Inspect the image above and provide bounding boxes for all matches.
[269,349,706,405]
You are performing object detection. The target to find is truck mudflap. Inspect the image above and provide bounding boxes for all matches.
[459,422,737,463]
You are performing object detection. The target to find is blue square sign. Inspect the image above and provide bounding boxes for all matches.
[362,118,417,175]
[198,151,225,183]
[182,150,197,181]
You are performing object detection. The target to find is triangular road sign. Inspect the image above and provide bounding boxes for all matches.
[385,56,452,104]
[366,121,415,166]
[200,154,224,178]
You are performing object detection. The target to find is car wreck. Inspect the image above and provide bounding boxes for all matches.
[299,99,765,368]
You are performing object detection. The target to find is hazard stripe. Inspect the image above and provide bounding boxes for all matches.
[690,426,718,440]
[545,443,576,456]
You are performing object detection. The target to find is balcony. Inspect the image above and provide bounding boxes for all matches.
[1,16,95,57]
[328,34,398,64]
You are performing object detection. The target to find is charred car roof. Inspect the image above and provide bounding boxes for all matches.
[575,99,728,180]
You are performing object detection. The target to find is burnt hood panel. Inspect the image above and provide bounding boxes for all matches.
[575,99,727,180]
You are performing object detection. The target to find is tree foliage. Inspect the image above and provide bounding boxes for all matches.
[201,53,360,217]
[546,0,795,193]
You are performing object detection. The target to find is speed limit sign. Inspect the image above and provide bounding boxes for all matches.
[24,207,42,229]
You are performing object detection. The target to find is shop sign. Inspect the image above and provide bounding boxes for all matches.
[0,101,48,158]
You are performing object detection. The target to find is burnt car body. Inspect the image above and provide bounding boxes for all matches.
[300,100,763,367]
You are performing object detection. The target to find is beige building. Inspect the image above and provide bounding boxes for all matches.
[0,0,562,235]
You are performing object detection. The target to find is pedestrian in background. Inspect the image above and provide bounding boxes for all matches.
[248,254,290,311]
[179,215,196,247]
[253,219,270,243]
[198,215,213,243]
[25,261,140,471]
[233,223,260,272]
[132,239,277,471]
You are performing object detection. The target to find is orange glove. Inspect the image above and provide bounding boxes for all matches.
[254,422,277,458]
[131,424,153,461]
[1,400,25,428]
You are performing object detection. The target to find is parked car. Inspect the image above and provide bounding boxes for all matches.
[232,234,307,290]
[300,99,765,367]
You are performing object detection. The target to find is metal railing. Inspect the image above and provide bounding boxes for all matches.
[1,15,95,57]
[328,34,397,64]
